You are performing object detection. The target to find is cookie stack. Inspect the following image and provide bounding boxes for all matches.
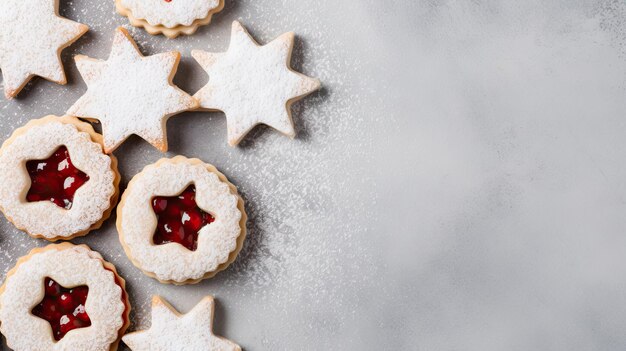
[0,1,320,350]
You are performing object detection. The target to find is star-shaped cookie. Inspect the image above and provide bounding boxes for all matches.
[67,27,198,153]
[0,0,88,99]
[123,296,241,351]
[192,21,321,146]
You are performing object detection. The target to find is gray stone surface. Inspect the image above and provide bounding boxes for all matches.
[3,0,626,350]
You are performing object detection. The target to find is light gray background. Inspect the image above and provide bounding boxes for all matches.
[2,0,626,350]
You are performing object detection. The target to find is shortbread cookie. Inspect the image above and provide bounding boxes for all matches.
[0,0,88,99]
[123,295,240,351]
[67,27,198,153]
[0,243,131,351]
[115,0,224,39]
[117,156,246,285]
[193,21,321,146]
[0,115,120,241]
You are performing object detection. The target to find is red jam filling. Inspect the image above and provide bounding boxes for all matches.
[152,185,215,251]
[32,278,91,341]
[26,146,89,210]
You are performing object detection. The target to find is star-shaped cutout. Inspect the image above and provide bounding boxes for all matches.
[123,296,241,351]
[31,277,91,341]
[25,145,90,210]
[67,27,198,153]
[152,184,215,252]
[192,21,321,146]
[0,0,88,99]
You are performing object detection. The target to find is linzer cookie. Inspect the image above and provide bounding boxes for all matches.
[0,243,130,351]
[0,116,120,241]
[193,21,321,146]
[0,0,88,98]
[115,0,224,39]
[117,156,246,285]
[123,296,240,351]
[67,27,198,153]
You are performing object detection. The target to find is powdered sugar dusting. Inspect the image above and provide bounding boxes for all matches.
[0,244,126,351]
[0,2,381,350]
[119,157,243,283]
[193,21,321,146]
[0,0,87,98]
[123,296,241,350]
[115,5,380,349]
[0,117,116,239]
[67,27,198,153]
[119,0,221,28]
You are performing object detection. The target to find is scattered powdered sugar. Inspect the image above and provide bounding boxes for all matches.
[119,0,221,28]
[199,11,382,349]
[0,1,382,350]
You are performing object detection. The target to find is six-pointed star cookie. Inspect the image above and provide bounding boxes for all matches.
[192,20,321,146]
[0,0,88,99]
[67,27,198,153]
[123,296,241,351]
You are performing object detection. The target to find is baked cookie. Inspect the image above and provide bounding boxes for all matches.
[0,243,131,351]
[117,156,246,285]
[115,0,224,39]
[0,115,120,241]
[67,27,198,153]
[0,0,88,99]
[123,295,240,351]
[193,21,321,146]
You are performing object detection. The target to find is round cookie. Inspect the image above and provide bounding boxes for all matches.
[0,115,120,241]
[115,0,224,39]
[0,243,131,351]
[117,156,246,285]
